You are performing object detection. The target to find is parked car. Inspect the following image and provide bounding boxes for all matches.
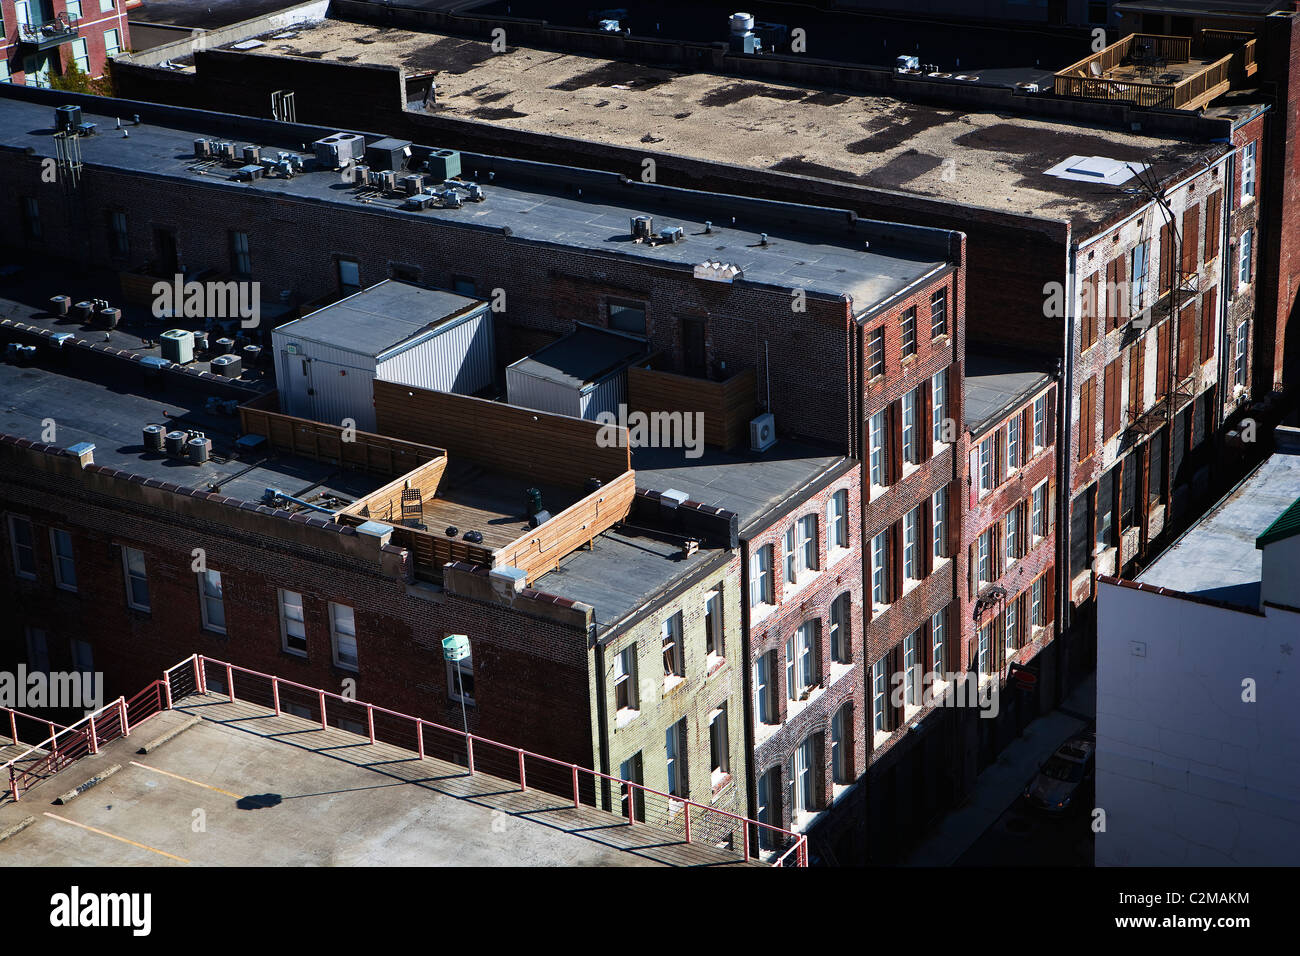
[1023,731,1095,814]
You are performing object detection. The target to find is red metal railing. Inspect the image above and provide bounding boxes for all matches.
[187,654,808,866]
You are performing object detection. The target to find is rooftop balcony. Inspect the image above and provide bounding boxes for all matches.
[1054,31,1257,111]
[18,15,79,51]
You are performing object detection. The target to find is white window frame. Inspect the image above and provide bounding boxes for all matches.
[100,0,116,12]
[792,736,815,815]
[199,570,226,634]
[901,388,919,468]
[901,306,917,358]
[783,524,797,585]
[1005,598,1019,656]
[66,0,82,19]
[750,545,773,608]
[1031,481,1048,541]
[665,719,687,798]
[1007,415,1022,474]
[871,657,889,737]
[447,653,475,706]
[795,620,816,695]
[902,506,921,586]
[1031,578,1045,629]
[903,630,921,710]
[1241,141,1256,203]
[871,530,889,610]
[796,514,817,577]
[1239,229,1253,289]
[1130,239,1150,313]
[661,611,684,681]
[1033,394,1047,451]
[978,529,992,586]
[8,515,36,580]
[1235,322,1249,387]
[279,588,307,656]
[50,528,76,592]
[70,38,89,74]
[931,486,948,561]
[978,623,993,674]
[122,545,150,611]
[978,436,993,498]
[1005,505,1020,566]
[704,589,724,664]
[931,370,948,448]
[830,592,851,664]
[831,703,851,784]
[330,602,358,671]
[708,704,730,785]
[930,610,946,677]
[827,490,848,552]
[103,28,120,58]
[755,651,774,724]
[869,410,889,489]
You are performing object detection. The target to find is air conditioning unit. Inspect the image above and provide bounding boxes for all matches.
[750,413,776,452]
[194,138,211,159]
[313,132,365,169]
[242,145,263,164]
[160,328,194,364]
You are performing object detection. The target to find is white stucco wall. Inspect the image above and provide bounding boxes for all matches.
[1096,581,1300,866]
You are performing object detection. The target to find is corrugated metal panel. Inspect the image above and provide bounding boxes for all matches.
[272,328,378,430]
[579,369,627,421]
[376,306,495,396]
[506,365,583,417]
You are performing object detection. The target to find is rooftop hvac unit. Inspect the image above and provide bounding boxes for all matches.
[236,164,264,181]
[896,55,920,73]
[365,137,412,172]
[313,132,365,169]
[729,12,755,34]
[352,164,370,186]
[599,18,620,31]
[465,183,485,202]
[425,149,462,182]
[242,145,263,164]
[55,104,82,133]
[217,142,237,162]
[160,329,194,364]
[440,188,463,208]
[401,174,425,195]
[164,430,188,457]
[631,215,654,240]
[210,353,242,377]
[749,412,776,452]
[187,435,212,464]
[194,138,211,159]
[660,225,685,243]
[380,170,399,193]
[142,424,166,453]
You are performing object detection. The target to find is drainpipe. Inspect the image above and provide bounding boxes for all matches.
[592,630,612,812]
[1058,236,1077,705]
[1215,151,1236,437]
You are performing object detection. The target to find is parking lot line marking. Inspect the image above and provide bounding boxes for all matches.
[129,760,239,797]
[43,812,189,863]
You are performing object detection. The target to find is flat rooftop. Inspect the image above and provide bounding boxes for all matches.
[409,460,581,549]
[282,279,484,356]
[0,90,948,306]
[964,350,1055,434]
[510,324,647,389]
[632,440,847,536]
[0,695,751,866]
[228,21,1230,228]
[1138,434,1300,609]
[131,0,312,29]
[0,356,381,510]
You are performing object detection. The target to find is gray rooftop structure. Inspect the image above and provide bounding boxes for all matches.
[509,324,647,389]
[0,88,953,309]
[278,279,484,356]
[963,349,1056,436]
[1137,430,1300,610]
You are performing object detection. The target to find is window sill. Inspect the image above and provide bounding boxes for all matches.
[615,707,639,729]
[871,602,892,621]
[826,546,851,570]
[662,675,686,697]
[710,772,733,801]
[782,569,822,603]
[829,661,853,686]
[754,720,780,747]
[751,602,776,626]
[705,655,726,678]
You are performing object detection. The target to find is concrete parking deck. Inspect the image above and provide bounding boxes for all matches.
[0,698,758,866]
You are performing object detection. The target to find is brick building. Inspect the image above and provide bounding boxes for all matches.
[1,0,129,86]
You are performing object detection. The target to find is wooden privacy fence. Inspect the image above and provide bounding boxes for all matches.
[239,390,445,478]
[626,366,756,452]
[494,470,637,583]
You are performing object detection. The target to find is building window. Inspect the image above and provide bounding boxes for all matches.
[797,514,818,575]
[1235,322,1249,387]
[757,769,777,850]
[22,197,41,240]
[1005,504,1021,565]
[1130,240,1150,314]
[338,258,361,295]
[783,524,797,584]
[614,643,638,713]
[608,300,646,336]
[932,486,948,560]
[104,28,121,58]
[1031,481,1048,541]
[931,610,946,675]
[871,530,890,608]
[754,651,776,724]
[67,1,84,19]
[978,528,993,586]
[122,546,150,611]
[26,627,50,673]
[8,515,36,580]
[279,589,307,656]
[665,719,688,799]
[71,638,93,675]
[1007,415,1022,473]
[932,370,948,446]
[871,657,889,736]
[50,529,76,591]
[1005,596,1019,656]
[1031,578,1045,629]
[750,546,773,607]
[869,410,889,488]
[787,621,817,700]
[330,603,358,671]
[930,289,947,338]
[448,651,475,706]
[978,436,994,498]
[901,388,919,466]
[199,570,226,633]
[230,231,252,277]
[662,612,684,681]
[978,622,993,674]
[100,0,116,12]
[827,490,848,551]
[1238,229,1253,288]
[70,38,89,74]
[830,592,852,664]
[108,211,129,258]
[867,327,885,378]
[901,306,918,358]
[791,736,816,815]
[1241,141,1256,202]
[708,704,730,785]
[1033,394,1047,450]
[619,752,644,823]
[831,703,852,785]
[704,589,723,663]
[903,629,922,710]
[903,506,921,585]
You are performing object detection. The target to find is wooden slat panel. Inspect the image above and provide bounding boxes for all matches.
[341,457,448,520]
[373,381,629,486]
[626,366,756,451]
[493,470,637,584]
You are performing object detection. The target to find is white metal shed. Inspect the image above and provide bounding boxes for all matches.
[505,323,648,421]
[271,280,495,431]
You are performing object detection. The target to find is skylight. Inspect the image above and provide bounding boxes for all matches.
[1045,156,1148,185]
